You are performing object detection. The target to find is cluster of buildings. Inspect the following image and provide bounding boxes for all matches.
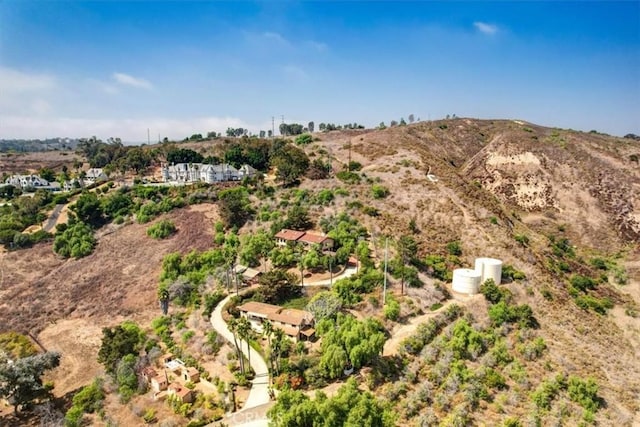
[161,163,257,184]
[2,168,108,192]
[143,354,201,403]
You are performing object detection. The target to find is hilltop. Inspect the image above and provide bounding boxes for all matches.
[0,118,638,426]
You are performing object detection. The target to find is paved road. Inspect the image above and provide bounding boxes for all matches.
[42,204,65,232]
[298,265,358,287]
[211,295,270,411]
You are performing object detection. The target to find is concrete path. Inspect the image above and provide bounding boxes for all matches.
[42,204,65,232]
[211,295,270,411]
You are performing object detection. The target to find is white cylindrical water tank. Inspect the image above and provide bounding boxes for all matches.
[475,258,503,285]
[452,268,482,295]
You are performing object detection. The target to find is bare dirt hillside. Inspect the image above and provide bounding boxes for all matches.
[0,204,218,334]
[304,120,640,423]
[0,151,82,175]
[1,119,639,424]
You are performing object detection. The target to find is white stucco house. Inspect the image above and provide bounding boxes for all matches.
[84,168,108,184]
[3,174,60,191]
[161,163,257,183]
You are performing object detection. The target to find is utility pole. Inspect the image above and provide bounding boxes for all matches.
[383,238,388,305]
[272,116,275,138]
[147,128,150,145]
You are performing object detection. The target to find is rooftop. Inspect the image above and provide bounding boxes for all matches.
[274,229,306,241]
[298,232,331,245]
[237,301,313,326]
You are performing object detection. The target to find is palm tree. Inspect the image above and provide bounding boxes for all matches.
[237,317,253,371]
[263,320,274,373]
[227,318,245,374]
[272,328,286,376]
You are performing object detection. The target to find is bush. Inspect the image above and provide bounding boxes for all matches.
[574,295,613,314]
[384,295,400,321]
[446,241,462,256]
[502,264,526,281]
[371,184,390,199]
[53,222,95,258]
[336,170,360,184]
[147,219,177,239]
[570,275,597,292]
[567,376,600,411]
[72,379,104,413]
[64,405,84,427]
[295,134,313,145]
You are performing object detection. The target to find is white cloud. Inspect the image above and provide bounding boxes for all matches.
[0,67,56,93]
[112,72,153,90]
[283,65,309,82]
[262,31,291,46]
[474,21,499,35]
[0,115,253,142]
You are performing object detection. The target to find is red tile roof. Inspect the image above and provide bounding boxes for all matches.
[298,233,332,245]
[274,229,305,241]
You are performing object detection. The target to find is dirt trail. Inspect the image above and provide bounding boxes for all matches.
[383,300,457,356]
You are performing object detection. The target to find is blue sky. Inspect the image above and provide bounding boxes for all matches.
[1,1,638,141]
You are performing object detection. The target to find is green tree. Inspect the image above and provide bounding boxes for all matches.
[218,186,252,228]
[319,344,348,379]
[239,230,274,270]
[124,147,151,173]
[53,222,96,258]
[97,324,143,376]
[237,317,253,370]
[284,205,312,230]
[256,269,301,304]
[70,192,104,227]
[0,352,61,413]
[306,291,342,321]
[396,235,418,294]
[228,318,246,374]
[271,144,310,186]
[147,219,177,239]
[39,168,55,182]
[166,148,204,164]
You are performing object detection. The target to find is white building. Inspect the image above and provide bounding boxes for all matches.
[4,174,60,191]
[84,168,108,184]
[161,163,257,183]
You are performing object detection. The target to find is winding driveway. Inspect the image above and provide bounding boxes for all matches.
[208,264,360,426]
[211,295,270,412]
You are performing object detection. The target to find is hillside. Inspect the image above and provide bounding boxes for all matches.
[0,118,639,426]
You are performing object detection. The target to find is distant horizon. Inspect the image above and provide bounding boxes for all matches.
[1,116,636,146]
[1,1,638,140]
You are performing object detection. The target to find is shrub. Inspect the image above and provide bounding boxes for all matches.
[295,133,313,145]
[72,379,104,413]
[575,295,613,314]
[336,170,360,184]
[53,222,95,258]
[315,189,334,205]
[502,264,526,281]
[371,184,390,199]
[362,206,379,217]
[347,161,362,171]
[147,219,177,239]
[514,234,529,246]
[446,241,462,256]
[384,295,400,321]
[64,405,85,427]
[570,275,597,292]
